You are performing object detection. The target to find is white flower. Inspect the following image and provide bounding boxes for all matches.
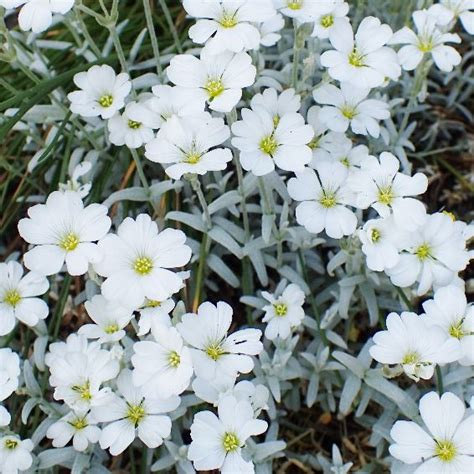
[188,395,268,473]
[145,114,232,180]
[348,152,428,229]
[108,101,161,149]
[0,348,20,402]
[0,0,74,33]
[389,9,462,72]
[273,0,323,22]
[132,326,194,398]
[311,0,349,39]
[0,261,48,335]
[287,163,358,239]
[79,295,133,343]
[369,311,460,381]
[257,13,285,47]
[313,83,390,138]
[18,191,111,276]
[250,87,301,121]
[177,301,263,384]
[231,104,313,176]
[0,406,10,427]
[68,65,132,119]
[390,392,474,472]
[46,410,101,452]
[261,283,305,340]
[386,212,471,295]
[137,298,174,336]
[359,217,403,272]
[321,16,400,88]
[166,49,256,113]
[429,0,474,35]
[422,285,474,366]
[0,435,33,474]
[147,85,205,129]
[94,214,192,308]
[58,152,94,199]
[192,379,269,415]
[46,334,120,410]
[93,369,179,456]
[183,0,276,54]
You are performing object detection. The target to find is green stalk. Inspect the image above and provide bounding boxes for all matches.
[158,0,183,53]
[142,0,162,75]
[436,365,444,395]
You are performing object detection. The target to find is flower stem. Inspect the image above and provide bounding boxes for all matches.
[142,0,162,75]
[108,26,129,75]
[292,21,301,90]
[436,365,444,395]
[130,149,151,193]
[158,0,182,53]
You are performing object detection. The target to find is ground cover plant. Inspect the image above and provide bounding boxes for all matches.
[0,0,473,473]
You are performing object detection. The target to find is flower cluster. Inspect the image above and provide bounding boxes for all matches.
[1,0,473,473]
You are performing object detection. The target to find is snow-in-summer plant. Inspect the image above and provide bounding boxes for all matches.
[0,0,472,472]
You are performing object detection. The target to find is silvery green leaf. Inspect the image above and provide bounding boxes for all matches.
[33,335,48,371]
[240,296,264,309]
[332,351,365,379]
[306,373,320,407]
[207,254,239,288]
[208,226,242,258]
[38,447,76,469]
[102,187,148,208]
[151,454,175,471]
[359,282,379,327]
[208,190,241,215]
[166,211,206,232]
[326,331,347,349]
[327,250,347,276]
[23,360,41,396]
[72,453,90,474]
[262,214,274,243]
[248,249,268,286]
[21,397,40,424]
[364,370,418,419]
[253,441,287,462]
[129,29,147,62]
[213,216,246,244]
[339,374,361,416]
[150,180,183,199]
[32,418,55,446]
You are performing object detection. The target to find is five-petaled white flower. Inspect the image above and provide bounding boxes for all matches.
[132,326,194,398]
[422,285,474,366]
[321,16,401,88]
[93,369,179,456]
[167,49,256,113]
[0,435,33,474]
[188,395,268,473]
[261,283,305,340]
[390,391,474,472]
[177,301,263,384]
[94,214,191,308]
[389,9,462,72]
[68,65,132,119]
[137,298,174,337]
[313,83,390,138]
[145,114,232,180]
[18,191,111,276]
[0,261,49,336]
[288,163,358,239]
[311,0,350,39]
[183,0,276,54]
[429,0,474,35]
[369,311,460,381]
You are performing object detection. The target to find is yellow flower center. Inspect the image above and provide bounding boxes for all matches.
[222,432,240,452]
[287,0,302,10]
[71,381,92,401]
[126,404,145,426]
[133,257,153,275]
[341,157,350,168]
[98,94,114,108]
[128,120,142,129]
[273,303,288,317]
[370,228,381,243]
[219,12,238,28]
[69,416,88,430]
[104,324,119,334]
[273,115,280,127]
[348,48,365,67]
[168,350,181,368]
[308,137,320,150]
[321,14,334,28]
[4,439,18,450]
[260,135,278,155]
[4,289,21,307]
[185,151,202,164]
[205,78,225,99]
[435,440,457,462]
[415,243,431,261]
[442,210,456,221]
[206,343,225,361]
[59,232,80,251]
[378,186,394,205]
[320,192,337,208]
[146,299,161,308]
[418,39,433,53]
[402,352,420,365]
[341,106,357,119]
[449,320,465,339]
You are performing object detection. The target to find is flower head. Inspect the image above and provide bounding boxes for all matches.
[0,435,33,474]
[0,348,20,402]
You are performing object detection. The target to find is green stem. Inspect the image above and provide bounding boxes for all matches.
[292,21,301,90]
[50,275,72,339]
[394,285,414,312]
[142,0,162,75]
[158,0,182,53]
[130,149,151,193]
[74,6,102,58]
[436,365,444,395]
[189,176,212,230]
